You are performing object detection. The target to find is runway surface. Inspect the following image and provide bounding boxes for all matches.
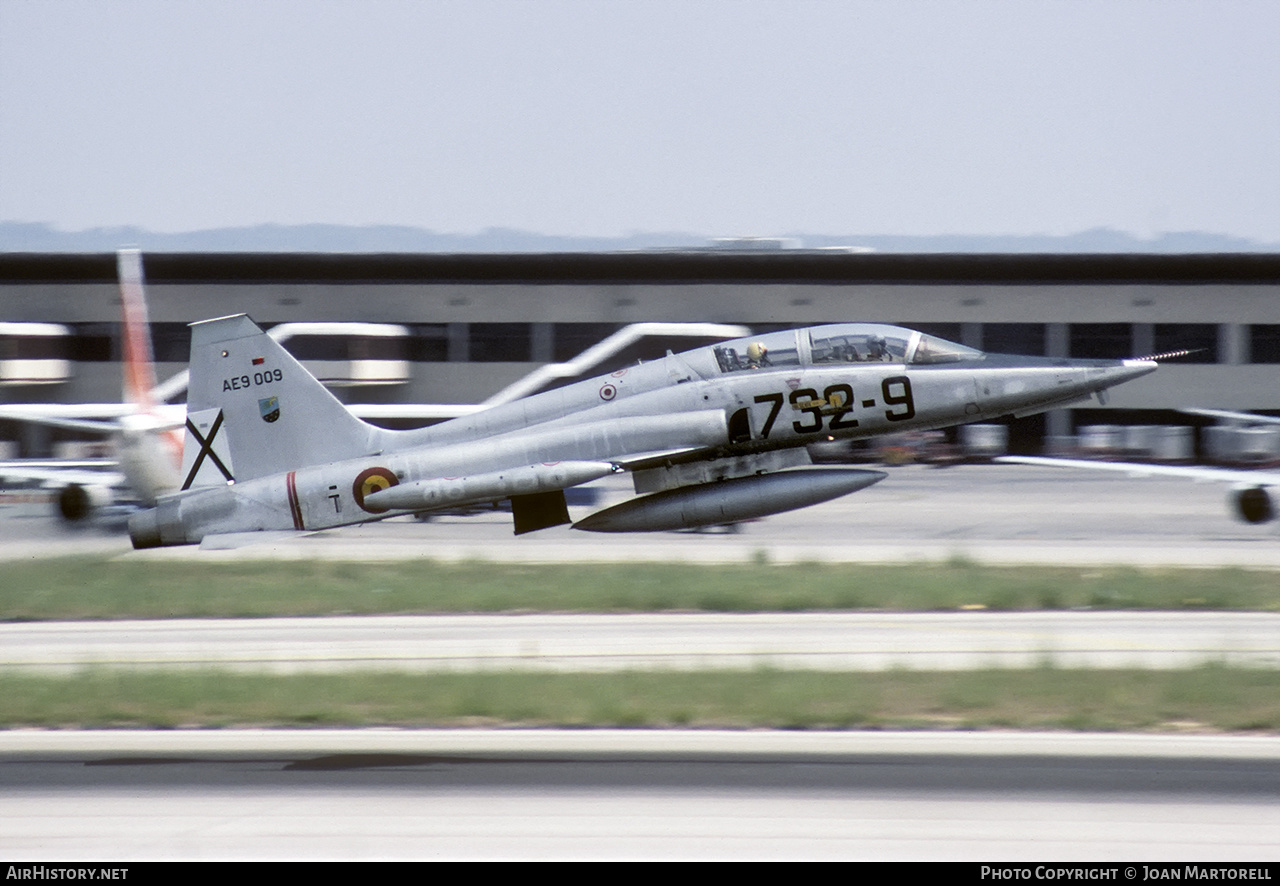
[4,611,1278,672]
[1,730,1278,860]
[3,464,1279,860]
[3,463,1280,567]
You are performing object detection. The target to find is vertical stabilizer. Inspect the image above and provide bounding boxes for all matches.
[183,314,385,487]
[113,248,184,502]
[118,248,157,410]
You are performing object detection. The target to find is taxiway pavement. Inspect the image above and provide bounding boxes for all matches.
[3,464,1279,860]
[3,611,1278,672]
[3,463,1279,567]
[1,730,1278,860]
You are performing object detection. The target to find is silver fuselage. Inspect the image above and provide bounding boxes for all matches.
[132,323,1155,546]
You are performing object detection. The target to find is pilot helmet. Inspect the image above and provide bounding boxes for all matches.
[746,342,767,361]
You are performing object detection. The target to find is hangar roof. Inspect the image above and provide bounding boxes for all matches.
[3,252,1280,285]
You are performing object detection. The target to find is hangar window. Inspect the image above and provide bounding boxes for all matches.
[982,323,1046,356]
[1070,324,1131,360]
[553,323,621,362]
[1249,325,1280,363]
[1153,324,1217,363]
[469,323,532,362]
[406,324,449,362]
[150,323,191,363]
[64,323,113,362]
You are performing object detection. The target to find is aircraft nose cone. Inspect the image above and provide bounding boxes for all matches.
[1084,358,1157,403]
[1110,358,1159,385]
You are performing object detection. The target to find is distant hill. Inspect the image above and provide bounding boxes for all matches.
[1,221,1276,254]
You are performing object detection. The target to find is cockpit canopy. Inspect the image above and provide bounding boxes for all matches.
[711,324,983,374]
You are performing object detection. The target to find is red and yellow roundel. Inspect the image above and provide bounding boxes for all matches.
[353,466,400,513]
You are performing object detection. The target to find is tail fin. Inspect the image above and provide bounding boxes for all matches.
[117,248,157,410]
[181,314,386,489]
[113,248,187,499]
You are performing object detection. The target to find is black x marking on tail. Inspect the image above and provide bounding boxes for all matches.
[182,411,234,490]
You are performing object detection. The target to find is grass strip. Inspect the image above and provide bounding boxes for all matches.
[2,557,1279,620]
[1,664,1276,732]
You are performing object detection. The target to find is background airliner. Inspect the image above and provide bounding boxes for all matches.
[0,249,182,521]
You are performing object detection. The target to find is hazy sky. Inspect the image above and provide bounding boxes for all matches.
[3,0,1279,240]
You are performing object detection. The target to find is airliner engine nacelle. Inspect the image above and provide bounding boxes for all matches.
[57,483,113,523]
[1232,486,1274,524]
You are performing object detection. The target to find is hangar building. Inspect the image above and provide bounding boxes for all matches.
[2,251,1279,457]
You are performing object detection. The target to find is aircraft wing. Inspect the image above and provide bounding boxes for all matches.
[0,403,186,434]
[0,405,130,433]
[995,455,1280,487]
[1182,408,1280,426]
[0,460,125,490]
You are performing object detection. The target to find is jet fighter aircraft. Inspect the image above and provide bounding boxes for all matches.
[128,316,1158,548]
